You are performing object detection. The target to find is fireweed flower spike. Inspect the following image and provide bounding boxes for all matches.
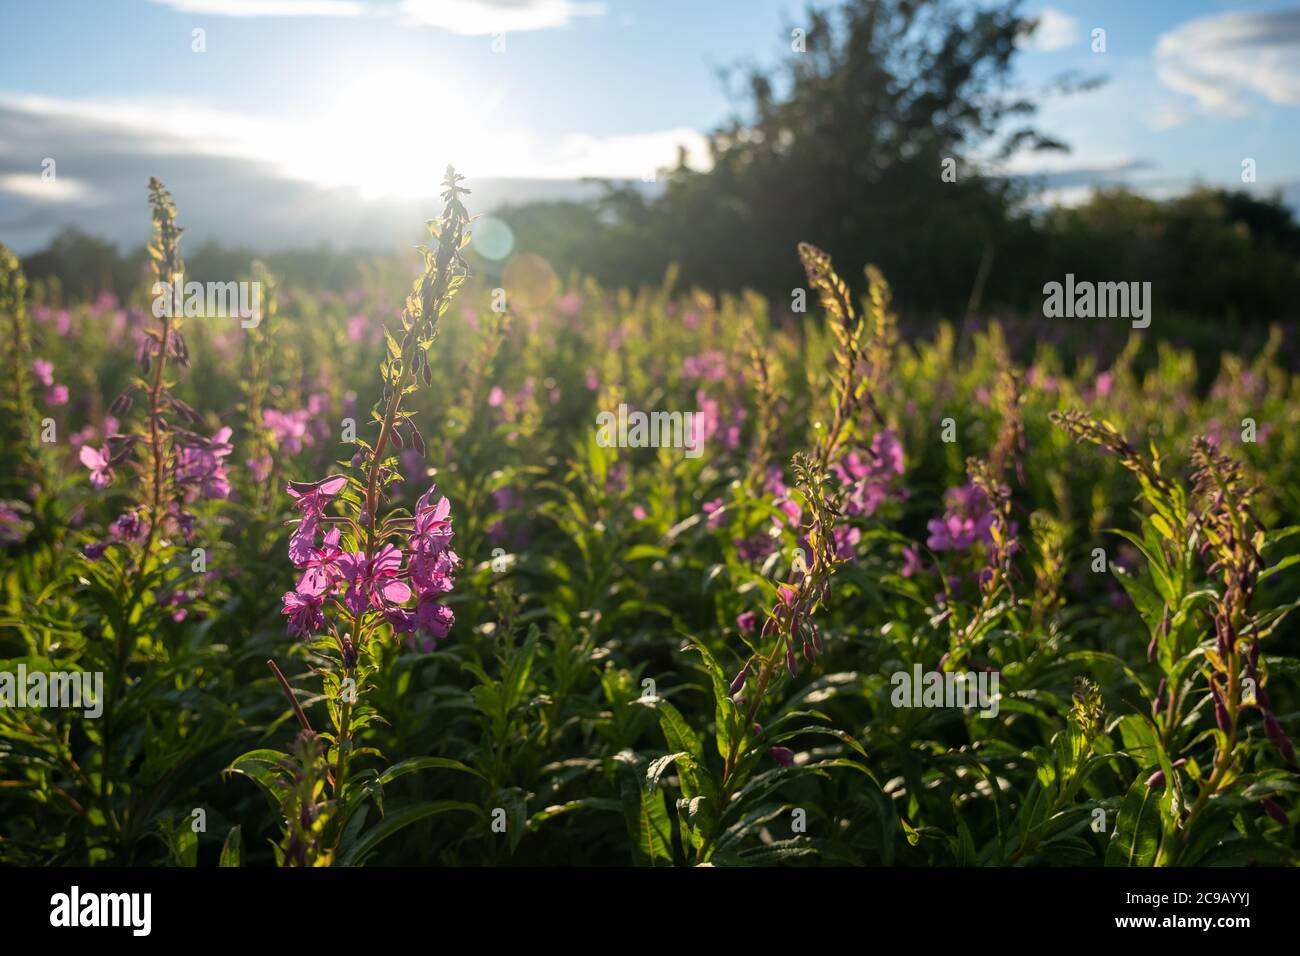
[722,244,891,784]
[76,180,234,561]
[1168,437,1290,855]
[1053,409,1297,864]
[47,180,238,853]
[275,167,471,812]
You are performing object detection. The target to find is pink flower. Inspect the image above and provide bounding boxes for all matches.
[410,548,458,597]
[769,746,795,767]
[31,359,54,387]
[264,408,311,454]
[287,475,348,565]
[247,454,272,483]
[282,590,325,638]
[79,445,114,489]
[109,509,145,541]
[833,430,906,518]
[926,482,994,551]
[410,485,453,557]
[556,292,582,317]
[295,527,345,596]
[0,502,30,546]
[387,592,456,652]
[412,593,454,639]
[337,544,411,615]
[832,525,860,561]
[46,384,69,406]
[682,350,727,382]
[175,426,233,500]
[692,391,720,448]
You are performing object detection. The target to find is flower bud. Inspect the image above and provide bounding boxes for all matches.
[110,389,135,416]
[729,665,749,696]
[1265,712,1297,768]
[1261,798,1288,826]
[769,746,794,767]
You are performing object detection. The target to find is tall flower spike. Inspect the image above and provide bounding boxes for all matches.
[278,169,473,804]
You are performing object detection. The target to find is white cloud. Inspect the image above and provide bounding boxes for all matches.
[146,0,607,33]
[397,0,605,35]
[0,173,93,202]
[0,93,706,192]
[1022,8,1080,52]
[1155,9,1300,120]
[146,0,367,16]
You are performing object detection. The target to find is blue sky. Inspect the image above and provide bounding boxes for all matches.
[1,0,1298,250]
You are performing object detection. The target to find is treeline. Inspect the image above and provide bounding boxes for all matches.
[494,0,1299,321]
[499,185,1300,322]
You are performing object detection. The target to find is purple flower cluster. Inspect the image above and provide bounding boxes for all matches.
[711,432,906,564]
[32,358,68,406]
[832,429,906,518]
[175,426,234,500]
[79,422,233,555]
[693,389,745,451]
[925,478,1013,554]
[926,482,997,552]
[281,478,459,653]
[264,394,330,454]
[682,350,727,382]
[0,502,32,546]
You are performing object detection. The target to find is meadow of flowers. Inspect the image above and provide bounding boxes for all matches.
[2,171,1298,868]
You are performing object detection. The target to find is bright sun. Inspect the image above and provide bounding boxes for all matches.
[278,66,495,200]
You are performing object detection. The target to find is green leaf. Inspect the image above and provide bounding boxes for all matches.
[684,636,741,761]
[646,752,688,793]
[1106,777,1162,867]
[636,788,674,866]
[224,748,288,814]
[1260,553,1300,582]
[219,826,242,867]
[377,756,485,785]
[338,801,483,866]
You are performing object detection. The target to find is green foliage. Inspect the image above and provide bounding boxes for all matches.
[2,167,1298,869]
